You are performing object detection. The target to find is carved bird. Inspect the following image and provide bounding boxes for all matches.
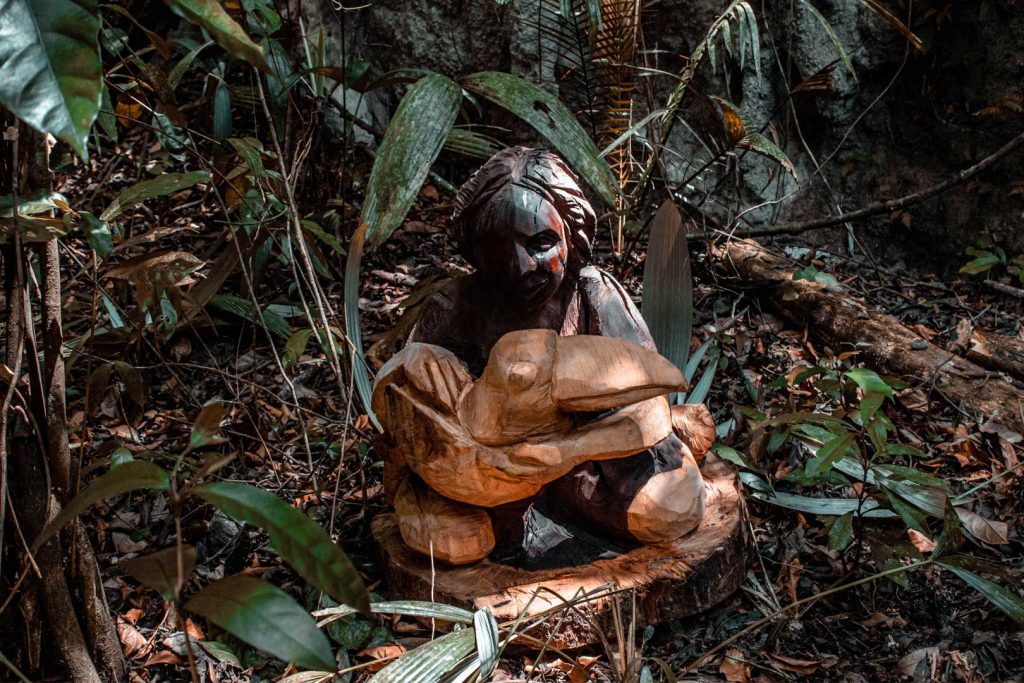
[372,328,687,508]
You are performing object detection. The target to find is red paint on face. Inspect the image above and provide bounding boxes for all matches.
[475,188,569,309]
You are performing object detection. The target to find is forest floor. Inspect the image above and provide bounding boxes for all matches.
[42,142,1024,683]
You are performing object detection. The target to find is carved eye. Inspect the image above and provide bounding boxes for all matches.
[527,230,559,254]
[506,361,538,390]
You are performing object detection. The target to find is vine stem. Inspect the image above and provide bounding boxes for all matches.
[679,559,933,675]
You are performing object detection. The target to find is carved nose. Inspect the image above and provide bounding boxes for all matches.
[513,245,536,278]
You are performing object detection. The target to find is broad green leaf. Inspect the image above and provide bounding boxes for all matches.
[828,511,854,551]
[369,628,476,683]
[163,0,267,71]
[195,482,370,615]
[198,640,241,667]
[844,368,893,398]
[0,0,102,159]
[959,251,1001,275]
[740,473,896,518]
[101,171,210,221]
[711,443,748,469]
[738,135,795,180]
[32,461,169,551]
[0,190,71,217]
[462,71,621,209]
[122,544,198,600]
[642,199,693,401]
[284,329,313,369]
[361,73,461,248]
[185,575,335,671]
[79,211,112,258]
[685,349,719,405]
[210,294,291,338]
[936,558,1024,624]
[806,432,854,477]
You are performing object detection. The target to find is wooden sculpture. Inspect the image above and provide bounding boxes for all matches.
[371,146,718,567]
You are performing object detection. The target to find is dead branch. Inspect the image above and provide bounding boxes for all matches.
[692,130,1024,240]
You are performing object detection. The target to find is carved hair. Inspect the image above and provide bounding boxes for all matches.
[451,146,597,271]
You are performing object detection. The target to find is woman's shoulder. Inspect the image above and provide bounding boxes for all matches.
[576,266,656,350]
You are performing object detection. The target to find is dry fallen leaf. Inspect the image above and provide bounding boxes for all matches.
[116,617,149,659]
[720,647,752,683]
[358,643,406,672]
[907,529,936,553]
[955,508,1009,544]
[898,646,939,679]
[766,652,821,675]
[142,650,183,667]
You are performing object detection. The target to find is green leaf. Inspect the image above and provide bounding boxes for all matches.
[32,461,169,551]
[443,127,502,160]
[195,482,370,615]
[797,0,857,82]
[185,575,335,671]
[806,432,854,477]
[737,132,796,178]
[361,73,461,248]
[642,199,693,400]
[369,628,476,683]
[740,473,897,517]
[198,640,241,667]
[0,0,102,159]
[936,558,1024,624]
[462,71,622,209]
[345,225,381,431]
[79,211,112,258]
[100,171,210,222]
[685,349,719,405]
[122,544,198,600]
[711,443,748,469]
[474,608,499,680]
[844,368,893,398]
[932,499,963,559]
[959,251,1002,275]
[284,329,313,369]
[190,400,225,449]
[828,512,854,551]
[313,600,475,627]
[163,0,267,71]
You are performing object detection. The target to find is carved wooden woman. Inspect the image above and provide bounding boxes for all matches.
[373,147,713,567]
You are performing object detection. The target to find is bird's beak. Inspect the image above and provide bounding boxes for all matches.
[551,335,687,412]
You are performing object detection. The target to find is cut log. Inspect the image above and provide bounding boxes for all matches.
[372,455,748,649]
[721,239,1024,433]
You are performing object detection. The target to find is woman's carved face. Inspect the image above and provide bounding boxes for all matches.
[475,187,569,309]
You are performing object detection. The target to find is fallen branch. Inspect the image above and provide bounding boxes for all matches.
[953,322,1024,385]
[720,239,1024,434]
[984,278,1024,300]
[693,130,1024,239]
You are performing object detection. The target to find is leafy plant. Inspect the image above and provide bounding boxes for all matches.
[32,402,370,673]
[960,238,1024,284]
[722,364,1024,623]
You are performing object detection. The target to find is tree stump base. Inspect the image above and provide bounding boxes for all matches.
[371,455,749,648]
